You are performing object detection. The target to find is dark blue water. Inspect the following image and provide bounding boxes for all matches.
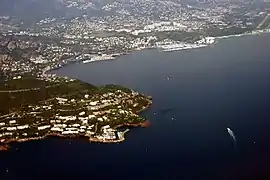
[1,34,270,180]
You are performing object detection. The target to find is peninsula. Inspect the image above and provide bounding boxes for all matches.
[0,35,152,151]
[0,77,152,151]
[2,0,270,151]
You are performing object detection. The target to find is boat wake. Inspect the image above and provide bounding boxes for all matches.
[227,127,237,144]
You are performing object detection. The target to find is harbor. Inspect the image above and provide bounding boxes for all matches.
[82,54,117,64]
[156,37,215,52]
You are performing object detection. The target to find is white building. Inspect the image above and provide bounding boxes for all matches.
[79,111,86,116]
[97,117,103,122]
[101,100,109,103]
[9,120,16,124]
[89,115,96,119]
[79,129,85,133]
[72,124,80,127]
[79,117,88,121]
[7,127,17,131]
[53,124,67,128]
[86,130,95,135]
[17,125,29,130]
[51,127,63,132]
[119,110,125,114]
[66,127,78,131]
[56,97,68,104]
[56,97,68,102]
[89,101,98,106]
[57,116,76,121]
[4,132,13,136]
[62,130,79,135]
[38,125,51,130]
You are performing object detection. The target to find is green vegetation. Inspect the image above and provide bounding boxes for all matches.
[0,75,152,144]
[205,27,253,37]
[257,15,270,30]
[138,31,202,43]
[0,77,96,115]
[99,84,132,93]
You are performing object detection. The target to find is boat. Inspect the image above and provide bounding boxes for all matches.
[227,128,237,143]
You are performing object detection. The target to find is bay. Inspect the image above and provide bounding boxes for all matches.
[1,34,270,180]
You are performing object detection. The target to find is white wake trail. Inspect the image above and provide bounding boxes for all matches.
[227,128,237,143]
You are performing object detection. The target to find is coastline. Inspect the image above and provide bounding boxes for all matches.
[0,100,152,152]
[156,29,270,53]
[0,121,150,152]
[212,29,270,40]
[4,30,268,152]
[45,29,270,76]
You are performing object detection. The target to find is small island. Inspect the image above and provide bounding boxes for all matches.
[0,77,152,151]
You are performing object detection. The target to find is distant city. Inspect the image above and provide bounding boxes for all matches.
[0,0,270,78]
[1,0,270,79]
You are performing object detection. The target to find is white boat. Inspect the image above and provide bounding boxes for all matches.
[227,128,237,143]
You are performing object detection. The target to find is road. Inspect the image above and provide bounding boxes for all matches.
[0,84,59,93]
[256,14,270,29]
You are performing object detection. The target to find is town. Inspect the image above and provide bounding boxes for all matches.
[1,0,270,80]
[0,77,152,150]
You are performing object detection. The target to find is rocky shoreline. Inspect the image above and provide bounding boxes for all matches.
[0,101,152,152]
[0,121,150,151]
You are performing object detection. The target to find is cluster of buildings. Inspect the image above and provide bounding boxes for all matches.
[1,1,269,81]
[95,125,117,141]
[0,54,36,78]
[0,0,269,144]
[0,88,147,142]
[33,1,269,38]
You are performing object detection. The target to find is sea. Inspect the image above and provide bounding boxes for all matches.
[1,34,270,180]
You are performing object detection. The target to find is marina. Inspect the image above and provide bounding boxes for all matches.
[158,43,208,52]
[82,55,116,64]
[156,37,215,52]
